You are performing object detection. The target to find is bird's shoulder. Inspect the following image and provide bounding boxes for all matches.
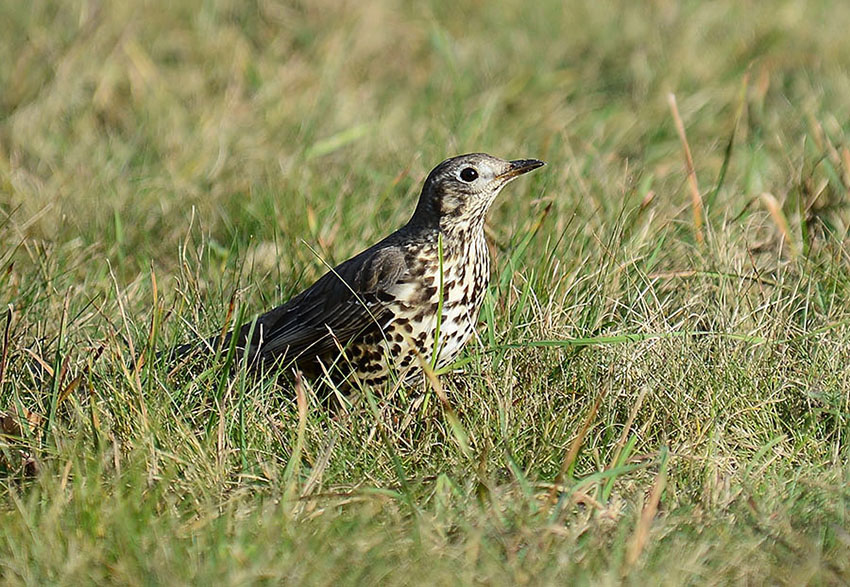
[308,229,429,301]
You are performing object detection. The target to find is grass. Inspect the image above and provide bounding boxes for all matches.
[2,0,850,583]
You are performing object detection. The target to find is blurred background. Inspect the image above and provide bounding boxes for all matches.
[4,0,850,281]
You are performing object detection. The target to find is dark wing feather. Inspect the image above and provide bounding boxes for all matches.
[236,244,409,363]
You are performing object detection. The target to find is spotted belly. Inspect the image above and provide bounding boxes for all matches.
[349,306,479,386]
[348,241,489,386]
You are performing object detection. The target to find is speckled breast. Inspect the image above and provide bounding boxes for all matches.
[351,231,491,386]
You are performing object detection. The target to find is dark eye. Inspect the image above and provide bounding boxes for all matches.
[459,167,478,182]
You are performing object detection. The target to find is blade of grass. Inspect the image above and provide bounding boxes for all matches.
[623,446,670,573]
[498,202,552,293]
[363,387,414,508]
[431,232,445,369]
[760,192,798,259]
[0,306,11,396]
[283,370,309,498]
[304,123,372,159]
[548,384,607,507]
[237,316,259,472]
[422,360,471,458]
[45,294,69,446]
[602,385,649,501]
[206,301,247,434]
[706,71,750,209]
[668,93,704,245]
[497,330,768,349]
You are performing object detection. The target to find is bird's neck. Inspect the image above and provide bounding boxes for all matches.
[436,217,488,260]
[402,208,489,258]
[439,209,488,242]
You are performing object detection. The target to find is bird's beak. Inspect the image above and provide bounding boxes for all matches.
[499,159,546,180]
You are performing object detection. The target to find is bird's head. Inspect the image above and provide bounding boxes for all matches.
[411,153,544,235]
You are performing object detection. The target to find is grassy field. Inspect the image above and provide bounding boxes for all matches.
[2,0,850,583]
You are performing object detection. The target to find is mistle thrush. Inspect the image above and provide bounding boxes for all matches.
[174,153,544,386]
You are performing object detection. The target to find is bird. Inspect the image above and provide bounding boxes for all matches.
[172,153,544,388]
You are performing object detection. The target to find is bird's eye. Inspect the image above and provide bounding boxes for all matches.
[459,167,478,182]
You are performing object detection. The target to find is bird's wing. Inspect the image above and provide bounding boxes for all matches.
[238,245,409,362]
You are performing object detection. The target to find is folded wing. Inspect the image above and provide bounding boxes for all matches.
[236,245,409,365]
